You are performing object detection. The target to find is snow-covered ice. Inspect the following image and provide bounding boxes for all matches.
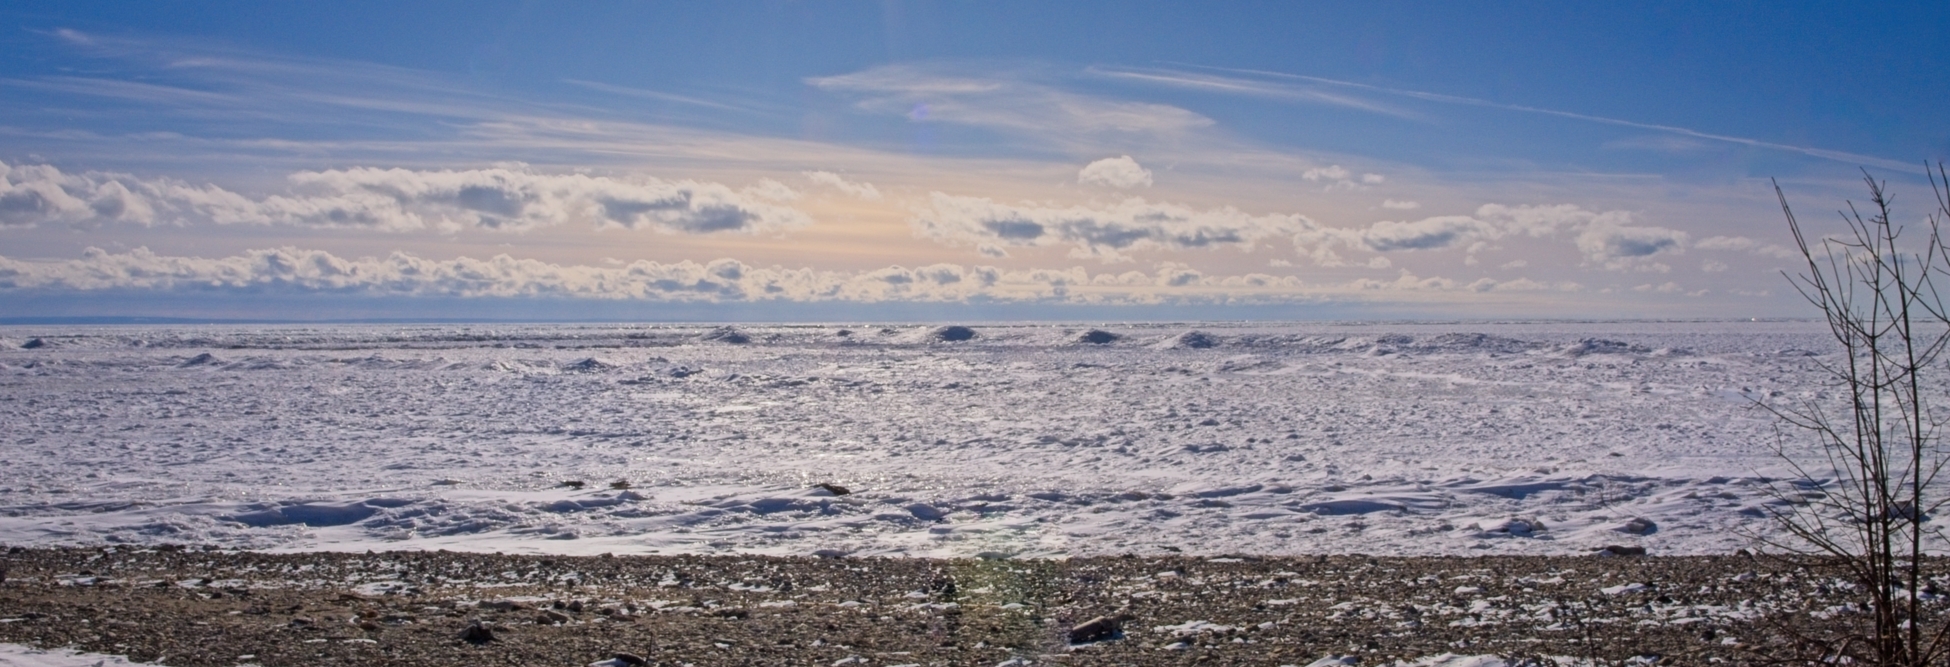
[0,320,1865,557]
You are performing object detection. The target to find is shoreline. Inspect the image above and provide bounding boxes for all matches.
[0,547,1869,666]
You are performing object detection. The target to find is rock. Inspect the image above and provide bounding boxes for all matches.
[609,653,650,667]
[1068,613,1131,644]
[460,621,497,644]
[20,338,44,349]
[1598,545,1647,557]
[540,609,572,624]
[711,607,750,619]
[565,599,584,613]
[814,483,852,496]
[560,480,586,490]
[1483,517,1545,536]
[1620,517,1657,535]
[609,480,631,490]
[481,599,527,611]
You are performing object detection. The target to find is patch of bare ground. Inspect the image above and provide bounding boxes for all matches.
[0,547,1917,665]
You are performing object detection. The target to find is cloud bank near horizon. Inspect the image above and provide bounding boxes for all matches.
[0,246,1612,307]
[1,161,810,234]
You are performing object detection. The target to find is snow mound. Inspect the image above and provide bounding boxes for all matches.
[1158,330,1218,349]
[562,357,613,372]
[928,325,977,342]
[701,327,751,344]
[179,352,220,367]
[230,501,387,527]
[1076,329,1120,345]
[1558,338,1652,357]
[1414,333,1539,355]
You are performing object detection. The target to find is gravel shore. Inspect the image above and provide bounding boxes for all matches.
[0,547,1890,665]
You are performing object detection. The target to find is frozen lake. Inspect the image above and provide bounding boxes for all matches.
[0,321,1844,557]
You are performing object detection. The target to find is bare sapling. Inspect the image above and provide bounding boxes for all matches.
[1758,164,1950,665]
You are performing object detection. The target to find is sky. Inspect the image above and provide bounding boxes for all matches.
[0,1,1945,322]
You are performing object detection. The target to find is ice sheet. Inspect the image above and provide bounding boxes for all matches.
[0,321,1875,557]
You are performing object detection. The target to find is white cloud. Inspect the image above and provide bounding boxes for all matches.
[742,178,800,202]
[1153,262,1203,287]
[1695,235,1797,259]
[0,246,996,302]
[1299,164,1383,192]
[1301,165,1349,182]
[1287,203,1688,271]
[801,171,883,200]
[1472,203,1631,237]
[0,161,159,227]
[1077,156,1153,189]
[1466,277,1583,292]
[268,166,810,233]
[1576,222,1688,268]
[1349,270,1458,291]
[0,160,812,234]
[1381,199,1420,210]
[1304,204,1587,255]
[0,246,1624,306]
[1357,216,1495,252]
[913,193,1312,261]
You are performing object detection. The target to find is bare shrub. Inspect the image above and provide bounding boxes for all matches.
[1759,164,1950,665]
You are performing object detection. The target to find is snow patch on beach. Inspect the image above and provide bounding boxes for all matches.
[0,644,151,667]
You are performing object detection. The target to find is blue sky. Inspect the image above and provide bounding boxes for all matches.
[0,1,1944,321]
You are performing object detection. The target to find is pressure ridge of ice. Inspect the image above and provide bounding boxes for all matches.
[0,320,1882,557]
